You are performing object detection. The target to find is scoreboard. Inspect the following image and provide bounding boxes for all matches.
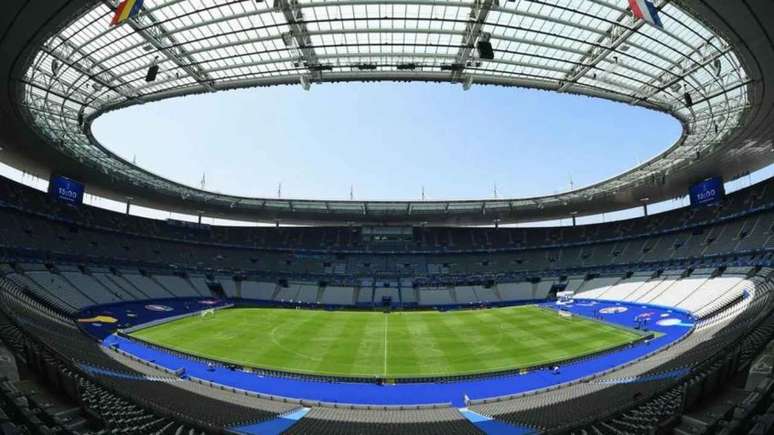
[689,176,724,206]
[48,175,85,205]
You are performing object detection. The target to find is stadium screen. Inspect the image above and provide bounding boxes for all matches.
[48,175,85,205]
[689,176,725,206]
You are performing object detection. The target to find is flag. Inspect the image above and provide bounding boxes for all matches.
[628,0,663,29]
[111,0,144,26]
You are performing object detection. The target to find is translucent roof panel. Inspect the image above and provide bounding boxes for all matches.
[17,0,751,222]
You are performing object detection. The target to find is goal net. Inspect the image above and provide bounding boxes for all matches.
[200,308,215,319]
[556,290,575,303]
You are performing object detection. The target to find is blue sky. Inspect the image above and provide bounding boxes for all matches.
[92,82,682,201]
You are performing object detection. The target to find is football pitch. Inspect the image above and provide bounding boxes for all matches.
[129,305,642,378]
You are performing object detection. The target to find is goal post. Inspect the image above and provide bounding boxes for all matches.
[556,290,575,303]
[200,308,215,319]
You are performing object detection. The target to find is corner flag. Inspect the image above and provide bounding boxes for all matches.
[629,0,663,29]
[111,0,144,26]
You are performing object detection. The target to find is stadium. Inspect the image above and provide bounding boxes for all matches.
[0,0,773,434]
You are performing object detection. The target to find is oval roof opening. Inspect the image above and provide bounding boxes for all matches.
[93,82,681,201]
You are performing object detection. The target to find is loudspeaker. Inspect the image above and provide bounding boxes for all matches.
[684,92,693,107]
[145,65,159,82]
[477,41,494,60]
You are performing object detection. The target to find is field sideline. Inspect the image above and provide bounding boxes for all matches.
[129,305,642,378]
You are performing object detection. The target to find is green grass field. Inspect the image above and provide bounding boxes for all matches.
[130,306,642,378]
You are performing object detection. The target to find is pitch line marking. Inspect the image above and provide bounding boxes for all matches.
[269,323,325,363]
[383,314,389,377]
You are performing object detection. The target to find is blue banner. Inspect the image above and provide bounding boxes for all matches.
[49,176,85,205]
[689,177,724,206]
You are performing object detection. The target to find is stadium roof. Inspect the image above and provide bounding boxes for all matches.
[1,0,773,225]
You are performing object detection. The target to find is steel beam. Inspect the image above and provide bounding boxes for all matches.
[558,6,643,92]
[273,0,321,76]
[451,0,497,82]
[106,0,216,92]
